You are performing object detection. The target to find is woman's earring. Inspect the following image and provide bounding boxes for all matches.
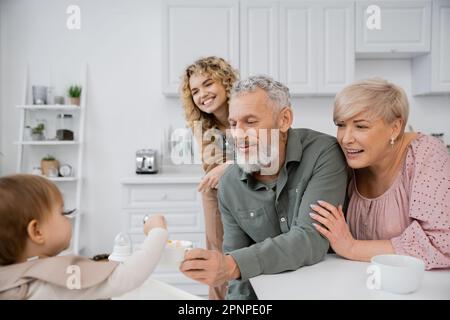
[390,137,395,145]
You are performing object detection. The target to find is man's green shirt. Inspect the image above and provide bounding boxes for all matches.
[218,128,348,299]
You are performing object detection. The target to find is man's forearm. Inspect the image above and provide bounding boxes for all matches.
[227,225,329,281]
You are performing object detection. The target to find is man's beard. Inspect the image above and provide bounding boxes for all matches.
[236,143,279,175]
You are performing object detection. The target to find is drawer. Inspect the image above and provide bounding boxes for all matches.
[123,184,199,208]
[128,208,204,233]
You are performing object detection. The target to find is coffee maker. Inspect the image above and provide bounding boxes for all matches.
[135,149,158,174]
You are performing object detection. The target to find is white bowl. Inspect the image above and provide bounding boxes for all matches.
[158,240,193,271]
[370,254,425,294]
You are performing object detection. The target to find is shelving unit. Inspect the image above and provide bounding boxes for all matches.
[16,141,80,145]
[15,64,87,255]
[17,105,81,111]
[47,177,78,182]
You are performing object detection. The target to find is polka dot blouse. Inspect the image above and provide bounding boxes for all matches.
[347,134,450,270]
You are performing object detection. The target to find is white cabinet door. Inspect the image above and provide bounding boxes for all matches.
[356,0,432,57]
[412,0,450,95]
[279,2,317,94]
[240,0,279,79]
[162,0,239,96]
[317,2,355,94]
[280,2,354,96]
[430,0,450,92]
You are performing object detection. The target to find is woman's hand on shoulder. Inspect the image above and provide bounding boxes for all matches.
[309,201,356,259]
[197,163,231,192]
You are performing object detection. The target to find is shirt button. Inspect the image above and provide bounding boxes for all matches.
[250,212,255,217]
[280,217,286,222]
[295,188,299,193]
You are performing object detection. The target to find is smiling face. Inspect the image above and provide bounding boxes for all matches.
[336,111,401,169]
[229,88,292,174]
[189,73,228,115]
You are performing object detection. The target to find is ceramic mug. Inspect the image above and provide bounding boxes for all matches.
[368,254,425,294]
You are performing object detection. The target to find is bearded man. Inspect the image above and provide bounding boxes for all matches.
[181,75,348,300]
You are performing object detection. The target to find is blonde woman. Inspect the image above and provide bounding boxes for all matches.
[309,78,450,270]
[180,56,238,299]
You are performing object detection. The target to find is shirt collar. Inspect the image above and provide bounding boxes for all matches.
[284,128,303,164]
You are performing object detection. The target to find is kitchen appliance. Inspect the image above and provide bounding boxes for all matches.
[136,149,158,174]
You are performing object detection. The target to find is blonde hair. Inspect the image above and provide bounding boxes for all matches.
[180,56,239,130]
[0,174,63,265]
[333,77,409,134]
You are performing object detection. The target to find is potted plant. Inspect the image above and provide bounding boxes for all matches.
[68,85,82,106]
[41,154,59,177]
[31,123,45,141]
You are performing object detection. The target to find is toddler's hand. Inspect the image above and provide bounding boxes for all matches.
[143,214,167,235]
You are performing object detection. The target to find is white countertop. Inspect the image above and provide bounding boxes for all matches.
[113,277,204,300]
[121,165,203,184]
[250,254,450,300]
[121,174,202,184]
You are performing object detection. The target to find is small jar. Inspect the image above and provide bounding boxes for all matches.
[56,114,74,141]
[24,125,32,141]
[46,86,55,105]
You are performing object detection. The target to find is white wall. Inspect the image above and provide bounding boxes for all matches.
[1,0,449,256]
[292,59,450,139]
[0,0,186,255]
[0,3,2,173]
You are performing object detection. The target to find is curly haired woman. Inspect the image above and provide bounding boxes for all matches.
[180,56,238,299]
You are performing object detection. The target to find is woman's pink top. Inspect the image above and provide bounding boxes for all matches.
[347,134,450,269]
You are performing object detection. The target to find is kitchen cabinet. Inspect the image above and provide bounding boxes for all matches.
[317,1,355,94]
[412,0,450,95]
[162,0,239,96]
[163,0,354,96]
[279,2,316,93]
[240,0,279,80]
[121,175,208,296]
[355,0,432,58]
[279,1,354,95]
[240,0,354,96]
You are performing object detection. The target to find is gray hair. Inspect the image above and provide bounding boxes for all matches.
[231,75,291,112]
